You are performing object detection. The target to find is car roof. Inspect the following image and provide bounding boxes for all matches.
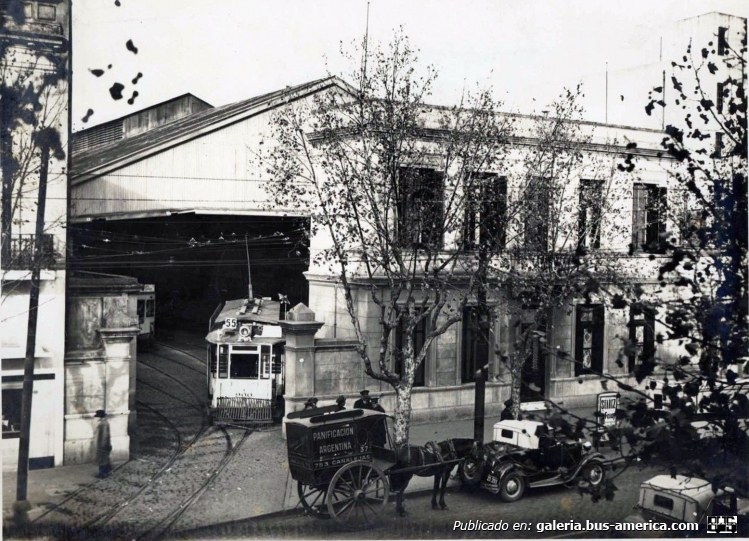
[641,475,722,504]
[494,419,545,432]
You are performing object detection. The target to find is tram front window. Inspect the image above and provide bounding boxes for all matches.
[230,353,260,379]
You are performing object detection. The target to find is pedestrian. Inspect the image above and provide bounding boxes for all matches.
[370,396,385,413]
[94,409,112,479]
[500,399,515,421]
[353,389,373,410]
[303,397,318,410]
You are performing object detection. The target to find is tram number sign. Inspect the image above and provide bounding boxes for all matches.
[597,391,619,429]
[224,317,238,330]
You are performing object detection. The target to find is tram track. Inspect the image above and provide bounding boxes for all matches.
[146,350,206,377]
[154,341,207,365]
[136,427,253,541]
[137,358,207,410]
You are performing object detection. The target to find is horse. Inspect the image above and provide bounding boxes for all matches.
[389,438,477,515]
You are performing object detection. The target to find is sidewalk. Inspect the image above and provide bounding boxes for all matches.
[2,407,603,532]
[2,462,100,524]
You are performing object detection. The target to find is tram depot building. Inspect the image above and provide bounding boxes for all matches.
[67,70,696,427]
[2,10,738,471]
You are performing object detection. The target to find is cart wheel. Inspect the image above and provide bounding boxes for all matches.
[298,482,330,519]
[326,460,389,528]
[582,461,605,487]
[499,471,525,502]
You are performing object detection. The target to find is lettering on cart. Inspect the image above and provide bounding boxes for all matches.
[313,453,372,470]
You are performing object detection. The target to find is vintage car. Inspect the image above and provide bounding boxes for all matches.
[460,420,606,502]
[621,475,749,536]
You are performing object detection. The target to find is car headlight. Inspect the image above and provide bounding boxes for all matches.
[582,441,592,451]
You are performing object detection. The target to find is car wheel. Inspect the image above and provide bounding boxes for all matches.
[499,471,525,502]
[582,461,605,487]
[459,458,482,489]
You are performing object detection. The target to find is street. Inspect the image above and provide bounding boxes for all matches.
[177,462,661,540]
[8,332,666,540]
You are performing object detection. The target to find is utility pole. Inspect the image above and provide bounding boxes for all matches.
[15,131,53,521]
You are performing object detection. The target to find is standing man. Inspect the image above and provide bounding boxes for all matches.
[94,410,112,478]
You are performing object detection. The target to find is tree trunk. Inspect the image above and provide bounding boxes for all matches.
[16,141,49,505]
[392,387,412,450]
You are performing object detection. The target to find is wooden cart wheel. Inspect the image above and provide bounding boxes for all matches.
[326,460,389,528]
[297,481,330,519]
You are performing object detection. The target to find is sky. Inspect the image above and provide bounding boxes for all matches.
[71,0,747,132]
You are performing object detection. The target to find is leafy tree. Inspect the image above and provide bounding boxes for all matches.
[560,21,749,499]
[263,30,515,447]
[485,86,637,419]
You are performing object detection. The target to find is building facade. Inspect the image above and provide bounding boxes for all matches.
[1,0,69,470]
[69,73,692,423]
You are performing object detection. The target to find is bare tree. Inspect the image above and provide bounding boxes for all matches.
[263,30,515,447]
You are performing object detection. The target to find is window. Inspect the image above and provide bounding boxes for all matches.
[146,299,155,317]
[398,168,444,249]
[714,132,724,158]
[23,3,33,19]
[575,305,604,376]
[218,345,229,378]
[654,494,675,511]
[717,82,725,114]
[578,179,604,250]
[2,389,21,439]
[461,306,490,383]
[463,174,507,251]
[37,3,56,20]
[628,305,656,372]
[395,315,427,387]
[137,300,145,324]
[230,350,260,379]
[718,26,729,56]
[209,344,218,374]
[632,184,667,253]
[524,178,550,251]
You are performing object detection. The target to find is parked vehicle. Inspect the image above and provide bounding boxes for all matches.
[460,419,606,502]
[622,474,749,536]
[133,284,156,349]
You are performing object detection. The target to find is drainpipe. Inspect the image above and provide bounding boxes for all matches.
[333,282,338,338]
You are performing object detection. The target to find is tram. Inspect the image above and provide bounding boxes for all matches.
[133,284,156,349]
[205,297,285,424]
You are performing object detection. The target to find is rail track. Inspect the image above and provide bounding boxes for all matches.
[26,340,252,541]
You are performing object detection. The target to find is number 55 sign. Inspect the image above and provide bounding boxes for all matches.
[224,317,237,329]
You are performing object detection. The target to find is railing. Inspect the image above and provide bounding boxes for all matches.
[213,395,273,425]
[2,234,55,270]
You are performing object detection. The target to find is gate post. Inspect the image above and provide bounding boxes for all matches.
[280,304,324,438]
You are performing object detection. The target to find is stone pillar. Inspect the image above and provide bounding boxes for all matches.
[99,326,138,462]
[280,303,323,438]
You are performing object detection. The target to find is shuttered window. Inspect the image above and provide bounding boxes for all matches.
[461,307,490,383]
[632,184,667,253]
[628,305,656,372]
[575,305,604,376]
[578,179,604,250]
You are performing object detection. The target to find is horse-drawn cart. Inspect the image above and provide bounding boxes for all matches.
[286,405,473,528]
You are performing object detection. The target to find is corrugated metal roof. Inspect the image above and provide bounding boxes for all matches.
[71,77,354,181]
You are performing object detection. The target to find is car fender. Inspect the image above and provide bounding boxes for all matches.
[495,461,524,479]
[571,453,606,477]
